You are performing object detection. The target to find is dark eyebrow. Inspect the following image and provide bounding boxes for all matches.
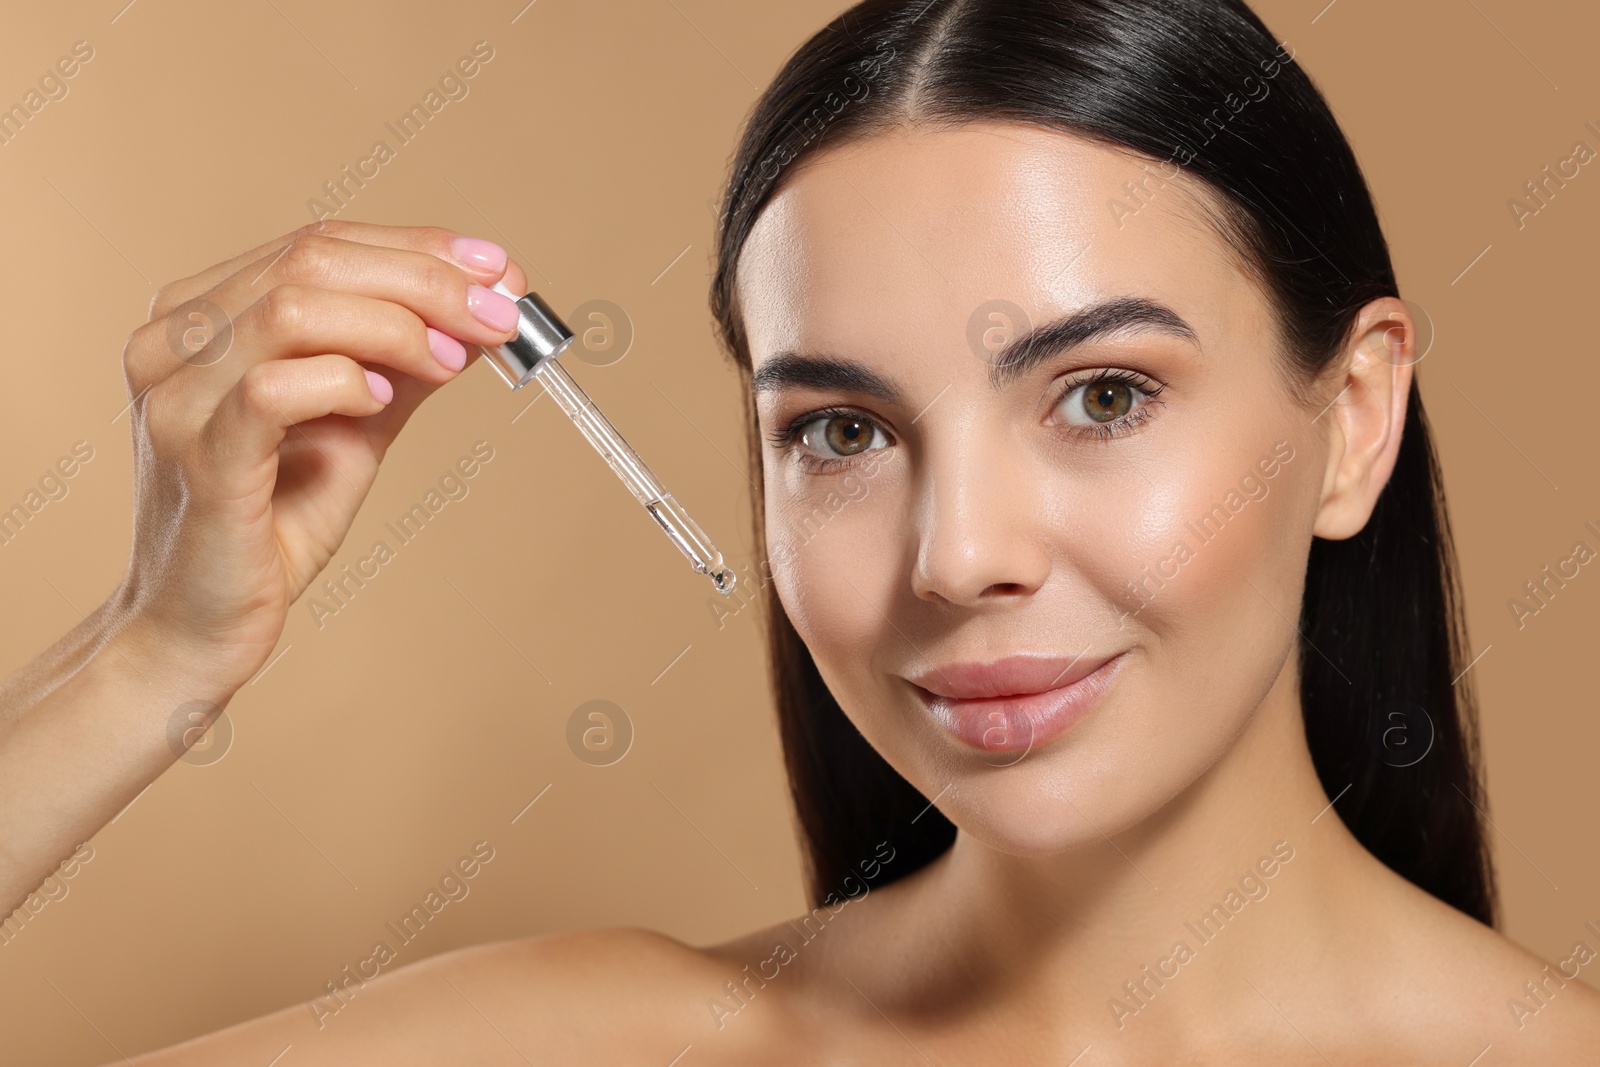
[750,296,1200,402]
[750,353,906,405]
[987,296,1200,388]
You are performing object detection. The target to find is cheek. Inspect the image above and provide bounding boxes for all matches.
[771,483,889,652]
[765,468,897,684]
[1091,432,1313,710]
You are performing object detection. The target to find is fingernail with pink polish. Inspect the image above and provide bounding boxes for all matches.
[427,327,467,372]
[466,285,519,332]
[451,237,506,273]
[365,370,393,404]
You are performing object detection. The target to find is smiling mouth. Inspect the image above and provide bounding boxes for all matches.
[907,651,1126,755]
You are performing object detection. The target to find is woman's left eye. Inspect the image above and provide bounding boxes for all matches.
[1051,371,1165,438]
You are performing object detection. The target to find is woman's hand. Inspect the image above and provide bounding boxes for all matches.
[0,221,531,911]
[113,220,529,692]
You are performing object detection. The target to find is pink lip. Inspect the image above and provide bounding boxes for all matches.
[907,652,1126,754]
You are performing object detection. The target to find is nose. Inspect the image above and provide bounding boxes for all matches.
[909,425,1053,606]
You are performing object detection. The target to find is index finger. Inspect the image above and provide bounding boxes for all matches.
[146,220,514,323]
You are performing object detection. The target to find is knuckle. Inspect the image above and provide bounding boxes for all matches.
[147,283,179,323]
[418,224,458,255]
[386,305,425,353]
[121,319,163,381]
[254,284,314,336]
[418,257,462,308]
[278,233,340,283]
[335,354,368,392]
[236,361,281,417]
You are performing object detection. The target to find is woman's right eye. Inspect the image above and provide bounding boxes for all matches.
[796,412,890,459]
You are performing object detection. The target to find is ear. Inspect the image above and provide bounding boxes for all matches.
[1312,297,1415,540]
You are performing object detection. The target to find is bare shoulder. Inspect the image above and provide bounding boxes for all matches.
[1362,871,1600,1063]
[457,923,725,1000]
[119,926,780,1066]
[391,926,786,1061]
[1442,912,1600,1061]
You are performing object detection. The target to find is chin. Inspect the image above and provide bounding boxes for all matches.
[934,755,1158,857]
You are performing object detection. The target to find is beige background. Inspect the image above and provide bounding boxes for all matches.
[0,0,1595,1060]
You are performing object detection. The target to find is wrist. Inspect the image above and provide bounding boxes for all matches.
[98,586,254,706]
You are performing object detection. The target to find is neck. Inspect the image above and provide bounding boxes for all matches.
[887,653,1381,1031]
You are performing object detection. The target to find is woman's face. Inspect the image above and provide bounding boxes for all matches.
[737,121,1333,854]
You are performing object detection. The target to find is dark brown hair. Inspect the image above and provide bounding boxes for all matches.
[707,0,1497,925]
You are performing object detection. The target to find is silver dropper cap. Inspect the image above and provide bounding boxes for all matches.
[481,284,575,389]
[480,283,738,596]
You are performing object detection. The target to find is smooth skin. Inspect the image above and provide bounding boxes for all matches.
[6,125,1599,1065]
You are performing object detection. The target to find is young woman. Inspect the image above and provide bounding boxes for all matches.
[6,0,1597,1061]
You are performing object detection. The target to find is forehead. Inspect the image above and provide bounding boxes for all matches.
[736,121,1261,371]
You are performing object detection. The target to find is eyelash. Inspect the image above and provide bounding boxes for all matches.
[766,369,1167,474]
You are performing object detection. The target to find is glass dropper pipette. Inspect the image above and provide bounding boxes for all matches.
[480,283,737,597]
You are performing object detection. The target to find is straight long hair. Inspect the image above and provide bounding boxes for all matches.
[707,0,1497,926]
